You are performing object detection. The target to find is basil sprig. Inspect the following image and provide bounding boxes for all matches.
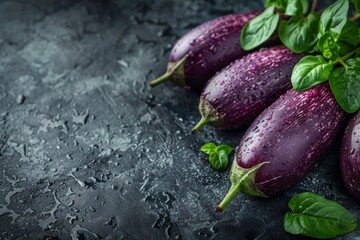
[242,0,360,113]
[291,0,360,113]
[284,192,357,239]
[200,143,232,172]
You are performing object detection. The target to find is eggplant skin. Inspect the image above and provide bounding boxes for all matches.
[236,84,345,196]
[169,11,258,90]
[200,46,303,129]
[341,111,360,199]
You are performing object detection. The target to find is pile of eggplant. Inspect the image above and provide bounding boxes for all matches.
[150,10,360,213]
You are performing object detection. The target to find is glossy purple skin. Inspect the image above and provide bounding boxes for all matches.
[202,46,303,128]
[169,11,258,90]
[341,111,360,199]
[236,84,345,196]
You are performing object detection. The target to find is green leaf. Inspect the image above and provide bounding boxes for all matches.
[216,144,232,155]
[209,152,218,167]
[285,0,303,16]
[217,150,229,172]
[352,0,360,13]
[278,13,319,53]
[300,0,309,14]
[265,0,288,11]
[284,192,357,239]
[209,152,228,172]
[200,142,216,155]
[329,59,360,113]
[291,55,334,91]
[317,32,341,60]
[338,21,360,56]
[201,143,232,172]
[318,0,349,38]
[339,21,360,46]
[240,6,280,51]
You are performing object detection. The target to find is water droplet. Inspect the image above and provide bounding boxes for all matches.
[266,114,273,121]
[212,98,220,106]
[350,148,355,155]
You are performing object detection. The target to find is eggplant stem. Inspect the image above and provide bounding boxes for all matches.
[149,54,188,87]
[149,72,171,87]
[215,179,241,212]
[216,161,269,212]
[192,117,208,134]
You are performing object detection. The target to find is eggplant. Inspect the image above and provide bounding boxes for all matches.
[149,11,259,91]
[192,46,303,133]
[341,111,360,199]
[216,84,345,212]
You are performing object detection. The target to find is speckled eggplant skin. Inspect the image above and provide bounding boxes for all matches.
[237,84,345,196]
[201,46,303,129]
[169,11,258,90]
[341,111,360,199]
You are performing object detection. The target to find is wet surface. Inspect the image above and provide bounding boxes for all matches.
[0,0,359,239]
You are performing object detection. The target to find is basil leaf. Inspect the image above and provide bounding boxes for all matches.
[317,32,341,60]
[339,21,360,46]
[352,0,360,13]
[278,13,319,53]
[285,0,303,16]
[355,50,360,58]
[329,59,360,113]
[200,142,216,155]
[300,0,309,14]
[209,153,219,168]
[265,0,288,11]
[291,55,334,91]
[215,144,232,155]
[209,152,228,172]
[202,143,232,172]
[338,21,360,56]
[284,192,356,239]
[217,150,229,172]
[318,0,349,38]
[240,6,280,51]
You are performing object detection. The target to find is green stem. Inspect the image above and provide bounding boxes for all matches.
[215,161,269,212]
[191,117,208,134]
[149,54,188,87]
[337,59,348,69]
[215,179,241,212]
[149,72,171,87]
[311,0,318,12]
[350,13,360,21]
[340,46,360,61]
[335,45,360,68]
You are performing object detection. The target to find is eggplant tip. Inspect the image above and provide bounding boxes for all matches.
[215,205,223,212]
[192,117,208,134]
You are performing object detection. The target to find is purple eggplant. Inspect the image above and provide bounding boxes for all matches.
[192,46,303,133]
[341,111,360,199]
[216,84,345,212]
[149,11,259,91]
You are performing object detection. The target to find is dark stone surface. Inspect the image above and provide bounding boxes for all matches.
[0,0,359,239]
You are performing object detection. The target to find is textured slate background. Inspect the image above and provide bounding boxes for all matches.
[0,0,359,239]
